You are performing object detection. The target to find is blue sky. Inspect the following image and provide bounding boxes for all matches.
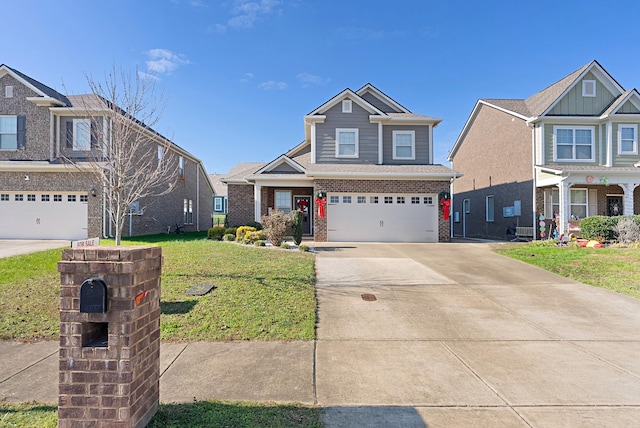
[5,0,640,174]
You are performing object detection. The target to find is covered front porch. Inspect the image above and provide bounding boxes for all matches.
[253,182,315,235]
[536,166,640,236]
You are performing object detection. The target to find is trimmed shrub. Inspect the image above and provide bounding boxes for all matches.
[245,230,265,242]
[260,210,291,247]
[298,244,310,252]
[291,209,303,245]
[280,242,290,249]
[254,240,266,247]
[207,226,226,240]
[579,216,619,241]
[225,227,237,236]
[222,233,235,242]
[236,226,256,240]
[245,221,263,231]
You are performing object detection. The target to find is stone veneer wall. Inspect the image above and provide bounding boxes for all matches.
[58,246,162,428]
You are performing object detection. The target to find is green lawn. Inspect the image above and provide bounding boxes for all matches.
[0,401,322,428]
[494,242,640,299]
[0,232,316,341]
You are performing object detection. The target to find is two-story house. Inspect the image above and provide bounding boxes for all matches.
[0,64,214,240]
[449,60,640,240]
[223,84,457,242]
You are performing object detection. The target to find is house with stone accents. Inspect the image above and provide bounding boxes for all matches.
[0,64,214,240]
[223,84,458,242]
[449,60,640,240]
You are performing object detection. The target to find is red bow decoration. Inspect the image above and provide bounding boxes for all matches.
[297,199,308,211]
[440,198,451,220]
[315,197,326,218]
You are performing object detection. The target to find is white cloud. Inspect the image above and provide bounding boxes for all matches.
[296,72,330,88]
[137,70,160,82]
[240,72,254,83]
[216,0,282,31]
[259,80,287,90]
[144,49,191,75]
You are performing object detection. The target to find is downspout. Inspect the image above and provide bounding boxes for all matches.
[196,164,200,231]
[449,173,457,239]
[531,125,537,236]
[49,111,54,161]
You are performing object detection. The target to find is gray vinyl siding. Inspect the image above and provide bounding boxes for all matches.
[544,123,601,165]
[315,102,378,164]
[611,122,640,167]
[382,124,431,164]
[617,101,640,113]
[548,72,616,116]
[267,162,302,173]
[359,92,401,113]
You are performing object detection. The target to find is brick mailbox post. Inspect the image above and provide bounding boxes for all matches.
[58,246,162,428]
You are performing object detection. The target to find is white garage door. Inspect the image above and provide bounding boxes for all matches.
[327,193,439,242]
[0,191,88,240]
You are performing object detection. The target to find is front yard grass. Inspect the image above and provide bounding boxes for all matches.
[0,232,316,341]
[494,242,640,299]
[0,401,322,428]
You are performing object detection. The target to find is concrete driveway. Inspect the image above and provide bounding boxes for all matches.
[315,242,640,427]
[0,239,69,258]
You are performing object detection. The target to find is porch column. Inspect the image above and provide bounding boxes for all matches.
[557,181,570,235]
[254,184,262,222]
[619,183,639,216]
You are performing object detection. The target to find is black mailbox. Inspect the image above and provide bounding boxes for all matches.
[80,278,108,313]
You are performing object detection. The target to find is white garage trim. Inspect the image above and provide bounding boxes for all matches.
[326,192,438,242]
[0,191,88,240]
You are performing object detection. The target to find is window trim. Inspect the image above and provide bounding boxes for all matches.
[392,130,416,160]
[5,86,13,98]
[342,99,352,113]
[72,118,91,151]
[335,128,359,158]
[553,126,595,162]
[582,80,596,97]
[618,124,638,155]
[214,196,224,212]
[275,190,292,213]
[570,188,588,220]
[486,195,495,222]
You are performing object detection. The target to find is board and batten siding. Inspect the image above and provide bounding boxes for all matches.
[548,72,616,116]
[382,124,431,164]
[315,102,378,164]
[359,92,401,113]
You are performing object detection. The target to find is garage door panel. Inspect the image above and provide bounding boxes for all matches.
[327,193,438,243]
[0,192,88,240]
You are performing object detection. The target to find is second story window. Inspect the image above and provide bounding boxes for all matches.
[393,130,415,160]
[72,119,91,151]
[619,124,638,155]
[179,156,184,177]
[0,116,19,150]
[554,126,594,162]
[336,128,359,158]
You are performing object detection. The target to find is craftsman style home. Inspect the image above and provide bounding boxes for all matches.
[0,64,214,240]
[449,60,640,240]
[223,84,457,242]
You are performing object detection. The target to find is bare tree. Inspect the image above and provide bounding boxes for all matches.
[65,66,179,245]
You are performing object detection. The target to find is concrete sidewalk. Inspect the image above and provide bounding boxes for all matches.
[2,242,640,427]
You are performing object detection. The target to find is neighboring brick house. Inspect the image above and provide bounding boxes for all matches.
[449,60,640,240]
[0,64,214,240]
[223,84,457,243]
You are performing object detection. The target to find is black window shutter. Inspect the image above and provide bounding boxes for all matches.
[90,121,98,149]
[17,116,26,149]
[65,121,73,149]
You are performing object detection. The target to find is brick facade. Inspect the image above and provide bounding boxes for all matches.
[58,246,162,428]
[313,179,451,242]
[226,183,256,227]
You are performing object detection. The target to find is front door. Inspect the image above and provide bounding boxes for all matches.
[294,196,312,235]
[607,196,623,216]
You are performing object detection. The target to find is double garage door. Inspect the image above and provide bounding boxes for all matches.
[0,191,88,240]
[327,193,438,242]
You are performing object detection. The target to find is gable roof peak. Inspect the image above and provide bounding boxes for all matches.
[0,64,71,106]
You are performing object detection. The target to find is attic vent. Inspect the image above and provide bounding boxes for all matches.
[4,86,13,98]
[582,80,596,97]
[342,99,352,113]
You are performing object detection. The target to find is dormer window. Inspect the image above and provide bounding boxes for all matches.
[582,80,596,97]
[342,99,352,113]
